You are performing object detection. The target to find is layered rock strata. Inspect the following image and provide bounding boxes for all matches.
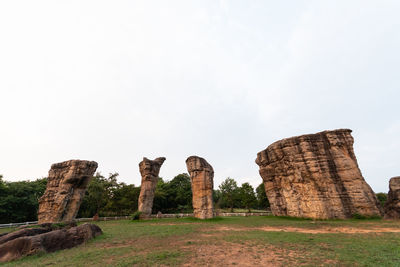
[0,223,102,262]
[384,177,400,219]
[255,129,382,219]
[186,156,214,219]
[0,228,52,245]
[38,160,98,224]
[138,157,166,216]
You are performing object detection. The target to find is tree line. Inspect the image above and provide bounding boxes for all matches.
[1,173,389,224]
[0,173,270,223]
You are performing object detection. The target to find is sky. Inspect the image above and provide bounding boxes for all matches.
[0,1,399,193]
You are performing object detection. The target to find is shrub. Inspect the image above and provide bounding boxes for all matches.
[352,213,381,220]
[131,211,142,220]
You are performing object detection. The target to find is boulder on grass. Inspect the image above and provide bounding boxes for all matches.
[0,223,102,263]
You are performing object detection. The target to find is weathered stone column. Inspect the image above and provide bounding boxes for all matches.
[255,129,382,219]
[38,160,98,224]
[384,177,400,219]
[186,156,214,219]
[138,157,166,216]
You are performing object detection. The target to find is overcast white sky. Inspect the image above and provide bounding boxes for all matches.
[0,1,399,193]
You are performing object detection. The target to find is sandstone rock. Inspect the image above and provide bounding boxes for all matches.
[0,228,52,245]
[0,223,102,263]
[138,157,166,216]
[186,156,214,219]
[255,129,382,219]
[384,177,400,219]
[38,160,98,224]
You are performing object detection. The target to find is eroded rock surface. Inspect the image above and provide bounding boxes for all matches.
[186,156,214,219]
[38,160,98,224]
[0,223,102,263]
[138,157,166,216]
[255,129,382,219]
[384,177,400,219]
[0,228,52,246]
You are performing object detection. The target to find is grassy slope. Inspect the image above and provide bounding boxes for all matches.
[2,216,400,267]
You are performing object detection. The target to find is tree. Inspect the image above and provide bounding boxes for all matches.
[153,178,168,213]
[110,183,141,214]
[256,183,270,210]
[0,177,47,223]
[167,173,192,212]
[239,183,257,212]
[376,193,387,208]
[153,174,193,214]
[219,177,240,212]
[79,172,121,217]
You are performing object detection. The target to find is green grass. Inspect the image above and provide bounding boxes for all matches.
[0,227,15,234]
[225,231,400,266]
[2,216,400,266]
[216,208,269,213]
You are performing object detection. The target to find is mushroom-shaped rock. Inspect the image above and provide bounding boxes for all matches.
[138,157,166,216]
[186,156,214,219]
[255,129,382,219]
[38,160,98,224]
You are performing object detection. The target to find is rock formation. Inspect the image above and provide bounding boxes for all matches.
[0,228,52,246]
[384,177,400,219]
[138,157,166,216]
[186,156,214,219]
[38,160,98,224]
[255,129,382,219]
[0,223,102,263]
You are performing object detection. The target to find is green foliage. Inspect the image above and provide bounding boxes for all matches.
[78,173,141,218]
[153,174,192,213]
[256,183,270,209]
[131,211,142,220]
[218,177,240,212]
[352,213,381,220]
[0,177,47,223]
[79,173,192,217]
[376,192,387,207]
[239,182,257,212]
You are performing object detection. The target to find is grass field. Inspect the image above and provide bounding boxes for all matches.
[2,216,400,266]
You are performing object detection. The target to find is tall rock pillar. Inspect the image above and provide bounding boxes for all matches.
[186,156,214,219]
[255,129,382,219]
[138,157,166,216]
[38,160,98,223]
[384,177,400,219]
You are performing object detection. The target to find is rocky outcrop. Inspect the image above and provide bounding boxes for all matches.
[384,177,400,219]
[38,160,98,224]
[255,129,382,219]
[0,223,102,263]
[186,156,214,219]
[138,157,166,216]
[0,228,52,245]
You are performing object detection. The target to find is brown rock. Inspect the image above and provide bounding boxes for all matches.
[0,223,102,263]
[0,228,52,245]
[255,129,382,219]
[138,157,166,216]
[38,160,98,224]
[186,156,214,219]
[384,177,400,219]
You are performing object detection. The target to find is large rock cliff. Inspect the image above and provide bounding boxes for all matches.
[255,129,382,219]
[186,156,214,219]
[38,160,98,224]
[138,157,166,216]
